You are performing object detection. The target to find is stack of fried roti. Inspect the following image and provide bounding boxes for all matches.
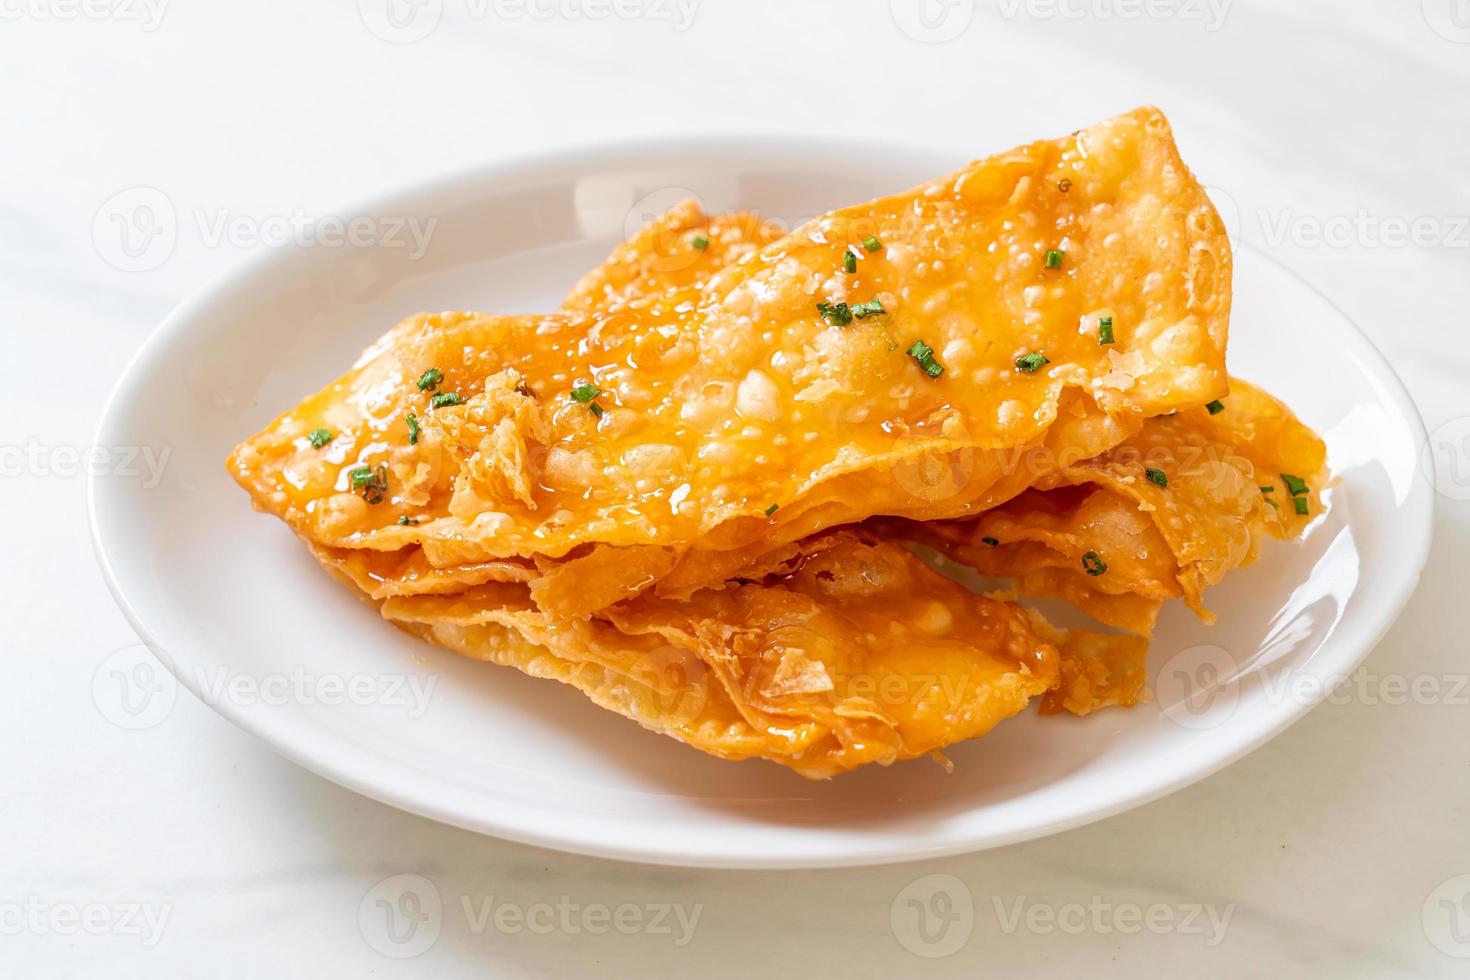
[229,107,1327,778]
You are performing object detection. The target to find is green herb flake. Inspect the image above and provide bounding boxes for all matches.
[1281,473,1310,497]
[587,402,605,419]
[862,235,882,253]
[570,383,601,404]
[1015,352,1049,374]
[764,503,779,516]
[1044,249,1065,270]
[1081,551,1108,576]
[1205,399,1225,415]
[398,515,419,526]
[416,368,443,391]
[1098,316,1115,345]
[691,234,709,250]
[308,428,333,449]
[981,536,1000,547]
[1259,485,1275,494]
[843,249,858,274]
[851,299,886,318]
[430,391,462,409]
[1145,467,1169,488]
[816,301,854,326]
[1293,496,1310,516]
[406,412,420,446]
[906,340,944,378]
[348,463,389,504]
[1264,497,1279,510]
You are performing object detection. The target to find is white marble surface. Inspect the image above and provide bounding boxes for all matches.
[3,0,1468,975]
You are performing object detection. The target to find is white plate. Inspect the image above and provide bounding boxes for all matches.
[90,137,1433,869]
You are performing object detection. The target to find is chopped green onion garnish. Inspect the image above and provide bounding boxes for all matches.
[1259,486,1275,494]
[691,234,709,250]
[1081,551,1108,576]
[398,515,419,526]
[906,340,944,378]
[1293,496,1309,516]
[1264,497,1279,510]
[406,412,420,445]
[416,368,443,391]
[1145,467,1168,488]
[764,503,779,516]
[817,301,853,326]
[1015,352,1049,373]
[843,249,858,274]
[1205,400,1225,415]
[587,402,605,419]
[308,428,332,449]
[1098,317,1114,345]
[348,463,389,504]
[1044,249,1064,269]
[1280,473,1310,497]
[851,299,886,318]
[981,536,1000,547]
[862,235,882,253]
[430,391,462,409]
[570,383,600,404]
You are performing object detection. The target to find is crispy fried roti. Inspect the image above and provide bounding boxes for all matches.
[228,107,1231,615]
[900,379,1328,632]
[224,108,1324,778]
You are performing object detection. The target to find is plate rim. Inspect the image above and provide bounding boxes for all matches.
[88,136,1435,869]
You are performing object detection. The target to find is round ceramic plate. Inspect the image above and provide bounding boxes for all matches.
[90,137,1433,868]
